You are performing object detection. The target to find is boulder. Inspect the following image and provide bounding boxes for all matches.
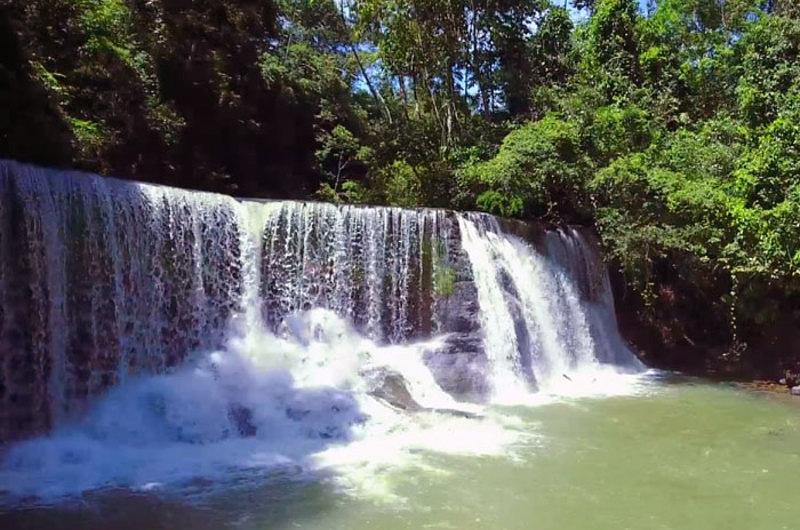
[363,367,482,418]
[783,370,800,388]
[791,386,800,396]
[424,334,490,402]
[363,367,423,412]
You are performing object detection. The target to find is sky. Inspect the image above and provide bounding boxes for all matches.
[568,0,657,22]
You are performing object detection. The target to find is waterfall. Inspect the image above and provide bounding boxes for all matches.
[0,160,641,442]
[256,201,454,342]
[457,213,641,402]
[0,162,247,436]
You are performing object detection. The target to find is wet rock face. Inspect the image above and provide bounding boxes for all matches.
[0,176,53,440]
[424,339,489,402]
[435,281,481,335]
[495,217,549,247]
[3,161,628,441]
[425,236,491,402]
[364,366,482,419]
[364,367,423,412]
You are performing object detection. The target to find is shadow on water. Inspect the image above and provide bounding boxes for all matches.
[0,477,342,530]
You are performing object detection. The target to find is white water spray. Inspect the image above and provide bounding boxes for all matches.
[0,160,644,503]
[457,213,642,402]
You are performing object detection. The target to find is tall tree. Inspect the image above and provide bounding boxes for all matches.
[581,0,643,102]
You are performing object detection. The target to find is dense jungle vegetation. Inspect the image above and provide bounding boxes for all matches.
[2,0,800,373]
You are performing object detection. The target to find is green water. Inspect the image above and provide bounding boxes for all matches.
[3,379,800,530]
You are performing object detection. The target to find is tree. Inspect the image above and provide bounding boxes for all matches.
[461,115,590,219]
[580,0,642,102]
[735,13,800,127]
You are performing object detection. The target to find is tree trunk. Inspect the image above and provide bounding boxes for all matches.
[338,3,392,123]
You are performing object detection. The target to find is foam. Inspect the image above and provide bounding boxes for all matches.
[0,311,510,504]
[1,307,659,507]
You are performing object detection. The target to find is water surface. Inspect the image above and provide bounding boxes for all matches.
[3,378,798,530]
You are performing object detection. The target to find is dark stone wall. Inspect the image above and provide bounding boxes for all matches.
[426,216,490,401]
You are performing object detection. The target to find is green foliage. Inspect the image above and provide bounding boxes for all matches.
[462,115,589,219]
[30,62,68,101]
[260,42,349,101]
[587,104,654,163]
[476,191,525,218]
[736,14,800,127]
[315,125,370,191]
[429,238,457,297]
[316,180,371,204]
[68,117,109,157]
[76,0,135,60]
[380,160,423,208]
[6,0,800,365]
[737,90,800,207]
[433,265,457,298]
[591,118,747,277]
[581,0,642,101]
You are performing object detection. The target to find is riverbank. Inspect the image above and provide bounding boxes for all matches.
[733,379,800,403]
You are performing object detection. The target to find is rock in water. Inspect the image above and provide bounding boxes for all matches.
[791,386,800,396]
[364,368,423,412]
[228,404,257,437]
[363,367,482,419]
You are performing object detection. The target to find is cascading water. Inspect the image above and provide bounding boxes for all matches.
[256,201,454,343]
[0,162,462,438]
[457,213,642,402]
[0,160,643,502]
[0,162,247,435]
